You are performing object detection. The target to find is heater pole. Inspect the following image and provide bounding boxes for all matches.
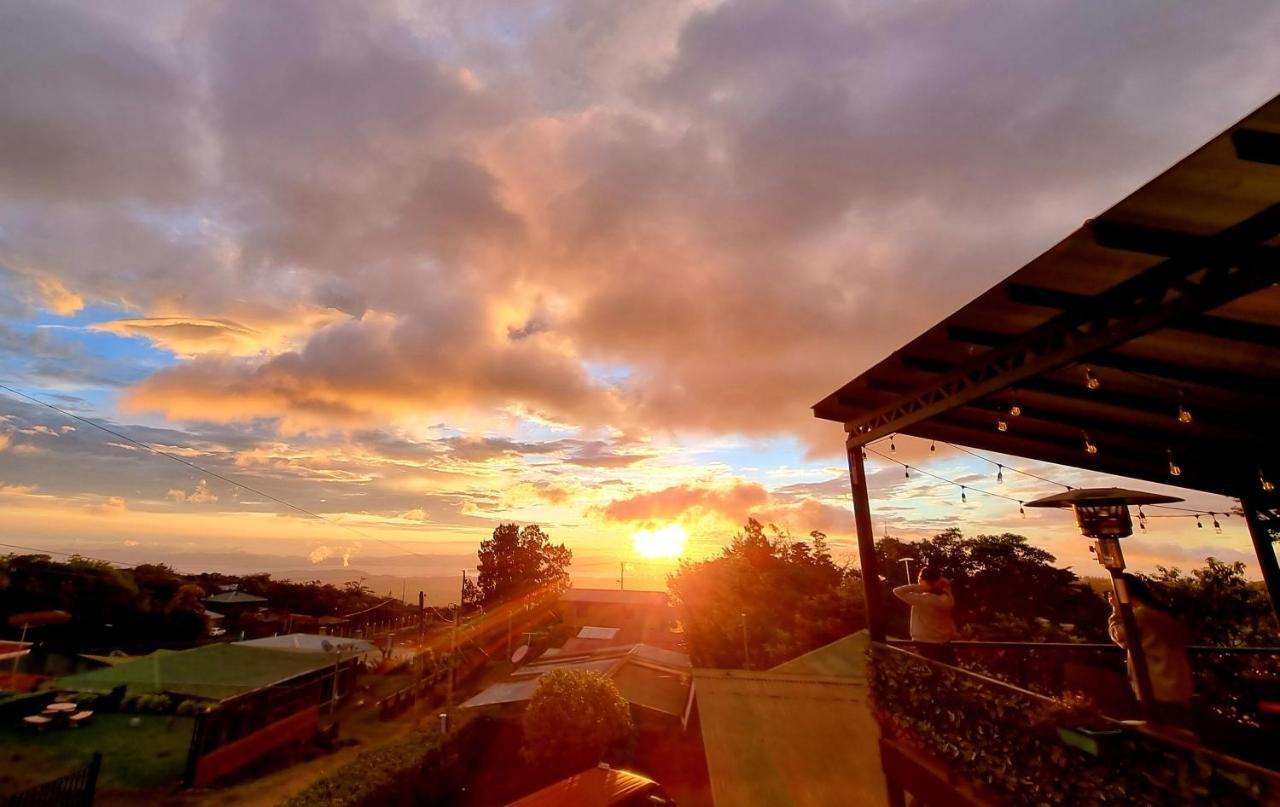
[1108,568,1156,719]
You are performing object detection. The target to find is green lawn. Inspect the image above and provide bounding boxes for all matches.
[0,713,194,795]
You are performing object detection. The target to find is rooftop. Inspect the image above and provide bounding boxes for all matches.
[234,633,377,656]
[769,630,869,679]
[692,669,886,807]
[203,590,268,605]
[508,765,661,807]
[53,642,339,701]
[559,589,669,606]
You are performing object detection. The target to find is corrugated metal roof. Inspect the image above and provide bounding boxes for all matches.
[693,670,887,807]
[204,590,267,604]
[507,766,660,807]
[612,663,690,717]
[559,589,669,606]
[577,626,621,640]
[770,631,869,679]
[235,633,378,656]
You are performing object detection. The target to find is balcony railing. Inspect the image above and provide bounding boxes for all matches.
[869,642,1280,806]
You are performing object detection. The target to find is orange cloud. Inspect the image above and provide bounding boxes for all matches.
[600,481,769,524]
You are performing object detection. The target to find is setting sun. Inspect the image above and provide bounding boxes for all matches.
[631,524,688,559]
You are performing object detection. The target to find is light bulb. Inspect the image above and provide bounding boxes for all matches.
[1009,401,1022,417]
[929,441,936,452]
[1260,468,1275,493]
[960,486,967,503]
[890,436,896,453]
[904,466,910,479]
[1082,432,1098,455]
[1138,507,1147,531]
[1196,516,1203,529]
[996,417,1008,432]
[1167,449,1182,477]
[1212,514,1222,533]
[1084,367,1101,390]
[996,465,1004,483]
[1019,502,1025,518]
[1177,404,1192,424]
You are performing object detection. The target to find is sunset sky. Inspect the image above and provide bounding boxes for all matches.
[3,1,1279,590]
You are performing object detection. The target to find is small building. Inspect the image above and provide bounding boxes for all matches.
[509,764,673,807]
[557,589,674,647]
[235,633,379,666]
[461,643,692,720]
[53,642,359,787]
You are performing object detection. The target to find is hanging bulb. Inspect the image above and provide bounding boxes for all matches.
[1196,515,1203,529]
[1138,506,1147,532]
[929,440,936,452]
[890,435,896,453]
[996,465,1004,484]
[1082,432,1098,455]
[1167,449,1182,477]
[1172,402,1192,427]
[960,486,967,503]
[1260,467,1275,493]
[996,417,1008,432]
[1084,367,1101,390]
[1008,393,1022,418]
[904,466,911,479]
[1211,513,1222,533]
[1019,502,1025,518]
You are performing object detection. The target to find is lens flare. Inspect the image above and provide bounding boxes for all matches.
[632,524,688,559]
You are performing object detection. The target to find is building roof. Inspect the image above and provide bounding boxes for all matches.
[0,642,31,663]
[813,94,1280,498]
[461,643,691,715]
[234,633,378,656]
[577,626,621,640]
[53,643,339,701]
[559,589,669,606]
[692,669,886,807]
[203,590,268,605]
[507,765,660,807]
[770,631,869,679]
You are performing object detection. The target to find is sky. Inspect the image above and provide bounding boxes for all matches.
[2,0,1279,590]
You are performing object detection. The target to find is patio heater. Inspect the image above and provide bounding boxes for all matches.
[1025,488,1182,719]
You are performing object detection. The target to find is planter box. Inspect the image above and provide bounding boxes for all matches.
[1057,726,1122,757]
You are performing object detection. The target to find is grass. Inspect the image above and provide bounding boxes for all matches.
[0,713,194,795]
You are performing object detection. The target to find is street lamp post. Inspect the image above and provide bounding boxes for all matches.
[741,612,750,671]
[900,557,918,584]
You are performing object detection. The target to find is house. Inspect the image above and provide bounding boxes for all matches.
[235,633,379,666]
[508,764,673,807]
[461,643,692,720]
[556,589,674,647]
[53,642,359,787]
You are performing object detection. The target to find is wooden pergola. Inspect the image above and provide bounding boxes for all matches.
[814,94,1280,642]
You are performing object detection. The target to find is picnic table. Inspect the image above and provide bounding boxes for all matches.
[22,715,52,730]
[44,702,76,713]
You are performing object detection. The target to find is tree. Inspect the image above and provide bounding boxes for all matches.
[667,518,866,668]
[522,669,634,774]
[1142,558,1278,646]
[475,523,572,605]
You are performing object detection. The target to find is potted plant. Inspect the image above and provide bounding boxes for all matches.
[1042,692,1122,757]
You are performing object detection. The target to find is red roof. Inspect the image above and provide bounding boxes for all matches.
[507,766,660,807]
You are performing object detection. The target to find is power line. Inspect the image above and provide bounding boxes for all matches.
[0,382,437,558]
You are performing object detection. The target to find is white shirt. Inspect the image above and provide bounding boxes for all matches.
[893,584,957,644]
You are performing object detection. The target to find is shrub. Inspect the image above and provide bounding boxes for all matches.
[521,669,634,774]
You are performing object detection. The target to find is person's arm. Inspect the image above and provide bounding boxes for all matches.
[893,585,954,609]
[1106,593,1127,648]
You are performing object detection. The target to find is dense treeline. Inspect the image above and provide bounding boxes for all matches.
[0,554,411,651]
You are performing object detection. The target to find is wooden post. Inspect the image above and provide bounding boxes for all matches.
[1241,495,1280,628]
[847,443,887,642]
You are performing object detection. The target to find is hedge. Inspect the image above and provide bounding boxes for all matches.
[282,715,495,807]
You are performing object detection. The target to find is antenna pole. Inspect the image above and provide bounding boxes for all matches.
[619,561,625,591]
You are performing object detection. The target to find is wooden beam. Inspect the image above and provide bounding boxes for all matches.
[847,445,887,642]
[1240,494,1280,628]
[1233,128,1280,166]
[1004,285,1280,347]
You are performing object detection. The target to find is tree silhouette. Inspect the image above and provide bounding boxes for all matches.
[522,668,634,774]
[475,523,572,605]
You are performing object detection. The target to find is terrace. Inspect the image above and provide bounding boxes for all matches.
[815,94,1280,805]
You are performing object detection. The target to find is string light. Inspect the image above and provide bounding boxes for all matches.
[1138,506,1147,531]
[890,435,896,453]
[1177,391,1192,424]
[960,486,967,503]
[1167,449,1182,477]
[929,441,936,452]
[1019,501,1025,518]
[1008,391,1022,418]
[1084,367,1101,390]
[996,464,1004,484]
[904,466,911,479]
[1195,515,1203,529]
[1212,513,1222,533]
[996,416,1008,432]
[1082,431,1098,455]
[1260,467,1275,493]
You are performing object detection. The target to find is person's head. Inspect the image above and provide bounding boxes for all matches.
[918,565,946,593]
[1122,574,1171,613]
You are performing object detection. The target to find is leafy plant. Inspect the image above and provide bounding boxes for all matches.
[521,669,634,774]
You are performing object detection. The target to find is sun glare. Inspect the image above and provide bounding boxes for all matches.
[631,523,688,559]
